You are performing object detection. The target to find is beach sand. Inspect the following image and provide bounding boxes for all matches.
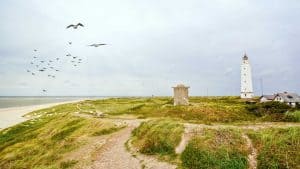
[0,100,82,130]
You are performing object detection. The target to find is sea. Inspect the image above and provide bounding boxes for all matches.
[0,96,107,109]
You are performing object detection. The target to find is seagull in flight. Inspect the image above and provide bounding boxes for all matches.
[34,49,37,52]
[66,23,84,29]
[68,42,72,45]
[88,43,107,47]
[42,89,47,92]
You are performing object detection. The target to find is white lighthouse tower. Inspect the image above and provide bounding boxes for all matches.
[240,53,254,99]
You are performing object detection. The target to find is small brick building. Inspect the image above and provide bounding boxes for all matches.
[172,84,189,106]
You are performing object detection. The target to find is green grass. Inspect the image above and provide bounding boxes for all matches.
[248,127,300,169]
[131,119,184,155]
[92,126,125,136]
[78,96,258,123]
[285,111,300,122]
[0,105,124,169]
[181,128,248,169]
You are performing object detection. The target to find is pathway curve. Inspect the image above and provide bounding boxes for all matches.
[87,126,140,169]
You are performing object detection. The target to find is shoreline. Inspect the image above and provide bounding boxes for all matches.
[0,100,83,130]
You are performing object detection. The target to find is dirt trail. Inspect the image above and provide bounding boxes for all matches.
[87,126,140,169]
[242,134,257,169]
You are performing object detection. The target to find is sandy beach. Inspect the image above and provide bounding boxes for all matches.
[0,100,82,130]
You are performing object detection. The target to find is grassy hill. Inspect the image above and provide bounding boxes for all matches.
[0,97,299,169]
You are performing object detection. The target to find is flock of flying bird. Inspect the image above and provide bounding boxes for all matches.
[26,23,107,93]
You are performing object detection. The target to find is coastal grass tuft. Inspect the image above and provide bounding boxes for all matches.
[181,128,248,169]
[92,126,125,136]
[248,127,300,169]
[131,119,184,155]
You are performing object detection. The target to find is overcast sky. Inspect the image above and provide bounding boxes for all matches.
[0,0,299,96]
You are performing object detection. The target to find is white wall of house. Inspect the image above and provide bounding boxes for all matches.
[260,97,272,102]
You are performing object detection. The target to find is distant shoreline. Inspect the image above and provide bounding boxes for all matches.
[0,100,83,130]
[0,96,109,109]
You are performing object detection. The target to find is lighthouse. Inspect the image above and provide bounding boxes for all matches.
[240,53,254,99]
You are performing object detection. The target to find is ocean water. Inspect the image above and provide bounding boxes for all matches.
[0,96,107,109]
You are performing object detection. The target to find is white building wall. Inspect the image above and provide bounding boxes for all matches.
[240,56,254,99]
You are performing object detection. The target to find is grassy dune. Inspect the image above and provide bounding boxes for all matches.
[0,103,125,169]
[0,97,299,169]
[79,96,257,123]
[131,119,184,156]
[248,127,300,169]
[181,128,248,169]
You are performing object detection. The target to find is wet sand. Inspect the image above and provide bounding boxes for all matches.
[0,100,82,130]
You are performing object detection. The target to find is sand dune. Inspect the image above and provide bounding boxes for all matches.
[0,100,82,130]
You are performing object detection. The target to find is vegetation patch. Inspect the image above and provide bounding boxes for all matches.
[92,126,125,136]
[248,127,300,169]
[131,119,184,155]
[246,101,299,122]
[285,110,300,122]
[82,97,257,123]
[181,128,248,169]
[60,160,78,169]
[0,104,122,169]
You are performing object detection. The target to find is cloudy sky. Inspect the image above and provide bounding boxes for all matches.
[0,0,299,96]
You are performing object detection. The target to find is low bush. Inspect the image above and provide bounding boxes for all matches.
[284,111,300,122]
[246,102,295,121]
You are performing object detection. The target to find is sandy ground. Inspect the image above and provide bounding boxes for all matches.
[0,100,82,130]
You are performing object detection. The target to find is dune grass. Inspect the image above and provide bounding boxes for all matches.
[77,96,257,123]
[0,105,124,169]
[181,128,248,169]
[248,127,300,169]
[131,119,184,156]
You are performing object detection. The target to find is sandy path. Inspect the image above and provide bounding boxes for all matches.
[242,133,257,169]
[0,100,82,129]
[88,126,141,169]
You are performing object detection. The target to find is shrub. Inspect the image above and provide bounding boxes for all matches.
[246,102,293,121]
[284,111,300,122]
